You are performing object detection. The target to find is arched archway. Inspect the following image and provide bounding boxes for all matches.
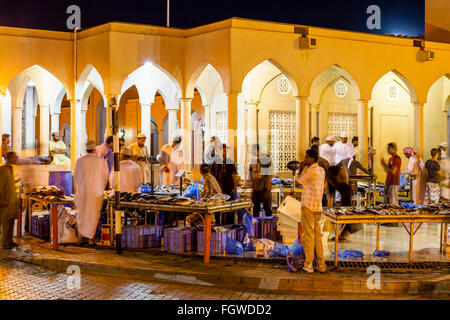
[309,65,362,145]
[119,62,181,156]
[370,70,417,177]
[7,65,67,156]
[240,60,299,175]
[426,74,450,158]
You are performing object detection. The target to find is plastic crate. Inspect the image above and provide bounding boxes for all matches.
[163,227,197,252]
[122,225,163,249]
[31,214,50,240]
[197,230,233,254]
[223,225,245,242]
[254,216,279,240]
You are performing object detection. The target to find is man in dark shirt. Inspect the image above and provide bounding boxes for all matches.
[248,144,273,217]
[381,142,402,205]
[211,144,238,199]
[425,148,443,204]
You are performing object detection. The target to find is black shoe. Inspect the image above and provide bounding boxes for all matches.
[9,242,19,248]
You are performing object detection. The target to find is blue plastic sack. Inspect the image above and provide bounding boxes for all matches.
[183,181,201,200]
[287,237,304,256]
[272,178,281,185]
[225,237,244,255]
[373,250,390,257]
[268,242,288,258]
[286,251,306,272]
[400,202,424,209]
[242,212,257,237]
[331,249,364,259]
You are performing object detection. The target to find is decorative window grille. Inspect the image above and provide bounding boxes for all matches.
[387,84,399,100]
[334,80,348,98]
[269,111,297,173]
[277,76,291,95]
[216,111,227,143]
[327,113,357,138]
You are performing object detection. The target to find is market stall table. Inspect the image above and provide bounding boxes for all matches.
[27,195,74,250]
[108,199,253,263]
[324,207,450,266]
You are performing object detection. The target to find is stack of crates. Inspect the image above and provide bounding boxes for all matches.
[197,229,233,254]
[30,211,50,240]
[122,225,163,249]
[254,216,281,241]
[163,227,197,252]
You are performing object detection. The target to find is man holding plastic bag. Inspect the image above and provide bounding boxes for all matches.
[296,148,327,273]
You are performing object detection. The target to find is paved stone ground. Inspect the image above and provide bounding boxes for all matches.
[0,258,427,300]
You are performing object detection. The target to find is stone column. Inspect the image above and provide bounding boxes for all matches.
[39,105,50,156]
[140,103,152,152]
[25,86,35,150]
[51,113,60,137]
[12,107,23,152]
[295,96,309,161]
[227,92,239,164]
[180,98,192,167]
[357,99,369,167]
[245,101,258,147]
[79,108,87,156]
[414,102,424,157]
[310,104,318,140]
[167,108,178,144]
[203,105,211,142]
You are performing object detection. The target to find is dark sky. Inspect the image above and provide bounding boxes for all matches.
[0,0,424,36]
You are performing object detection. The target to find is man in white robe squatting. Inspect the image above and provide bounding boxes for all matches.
[74,141,109,245]
[110,147,141,193]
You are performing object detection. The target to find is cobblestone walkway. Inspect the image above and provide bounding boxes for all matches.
[0,258,426,300]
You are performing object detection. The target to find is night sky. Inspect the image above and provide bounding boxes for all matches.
[0,0,424,36]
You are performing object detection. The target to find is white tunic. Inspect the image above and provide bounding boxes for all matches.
[110,160,142,193]
[319,143,336,166]
[334,141,355,165]
[158,144,185,185]
[74,154,109,239]
[402,155,426,205]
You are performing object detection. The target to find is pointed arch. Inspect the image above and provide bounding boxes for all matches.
[241,59,299,102]
[309,64,361,105]
[370,69,418,103]
[186,62,225,102]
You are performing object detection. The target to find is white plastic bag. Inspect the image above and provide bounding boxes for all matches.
[57,205,78,244]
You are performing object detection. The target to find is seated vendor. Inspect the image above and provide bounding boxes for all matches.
[49,132,70,166]
[200,163,222,198]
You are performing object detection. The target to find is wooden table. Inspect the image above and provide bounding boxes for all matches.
[323,208,450,266]
[108,199,253,264]
[27,196,74,250]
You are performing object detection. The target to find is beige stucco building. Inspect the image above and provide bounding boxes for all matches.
[1,3,449,181]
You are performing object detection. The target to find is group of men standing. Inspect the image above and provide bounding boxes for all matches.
[381,142,449,206]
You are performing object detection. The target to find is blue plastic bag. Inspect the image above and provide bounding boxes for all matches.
[286,251,306,272]
[331,249,364,259]
[183,181,201,200]
[225,237,244,255]
[287,237,304,256]
[272,178,281,185]
[373,250,390,257]
[242,212,257,237]
[268,242,288,258]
